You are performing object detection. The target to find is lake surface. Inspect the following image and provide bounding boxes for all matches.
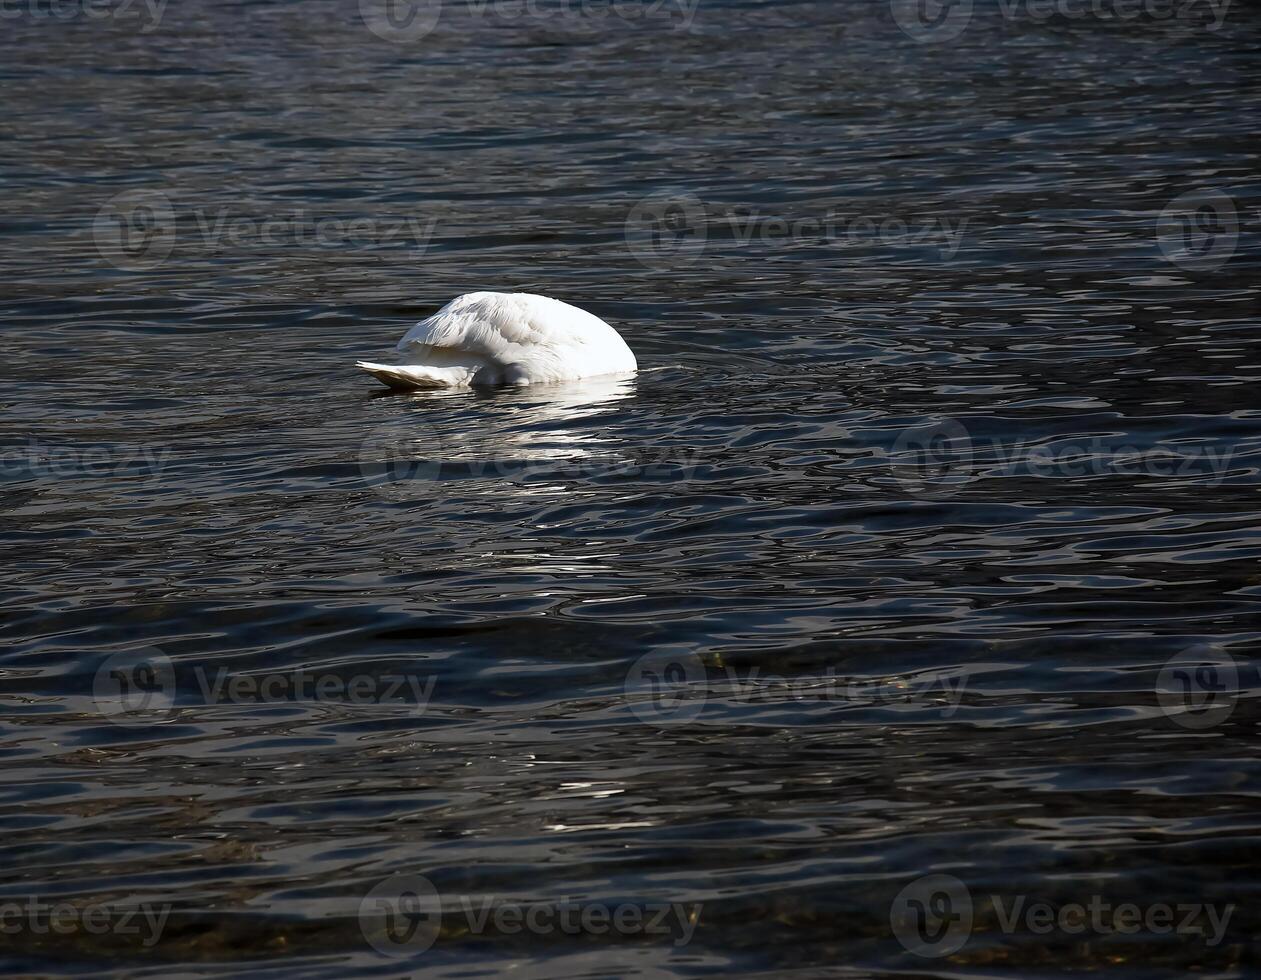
[2,0,1260,976]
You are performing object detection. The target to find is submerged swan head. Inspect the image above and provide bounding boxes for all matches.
[356,291,637,390]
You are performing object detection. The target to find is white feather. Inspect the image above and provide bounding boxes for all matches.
[356,291,637,389]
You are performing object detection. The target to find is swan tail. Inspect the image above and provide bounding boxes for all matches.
[355,361,467,390]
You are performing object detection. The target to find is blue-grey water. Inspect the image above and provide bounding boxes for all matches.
[2,0,1260,976]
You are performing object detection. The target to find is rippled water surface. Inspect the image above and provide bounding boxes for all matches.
[3,1,1261,976]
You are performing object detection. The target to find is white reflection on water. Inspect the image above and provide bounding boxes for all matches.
[361,374,638,503]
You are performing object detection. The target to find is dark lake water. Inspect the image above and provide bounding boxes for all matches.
[3,0,1260,976]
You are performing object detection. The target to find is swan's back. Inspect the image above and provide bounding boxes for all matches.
[357,291,636,389]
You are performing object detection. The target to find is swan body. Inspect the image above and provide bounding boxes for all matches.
[356,291,637,389]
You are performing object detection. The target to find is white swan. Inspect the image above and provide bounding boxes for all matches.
[356,291,637,389]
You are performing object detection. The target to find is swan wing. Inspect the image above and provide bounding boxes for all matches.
[397,293,635,376]
[357,291,636,389]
